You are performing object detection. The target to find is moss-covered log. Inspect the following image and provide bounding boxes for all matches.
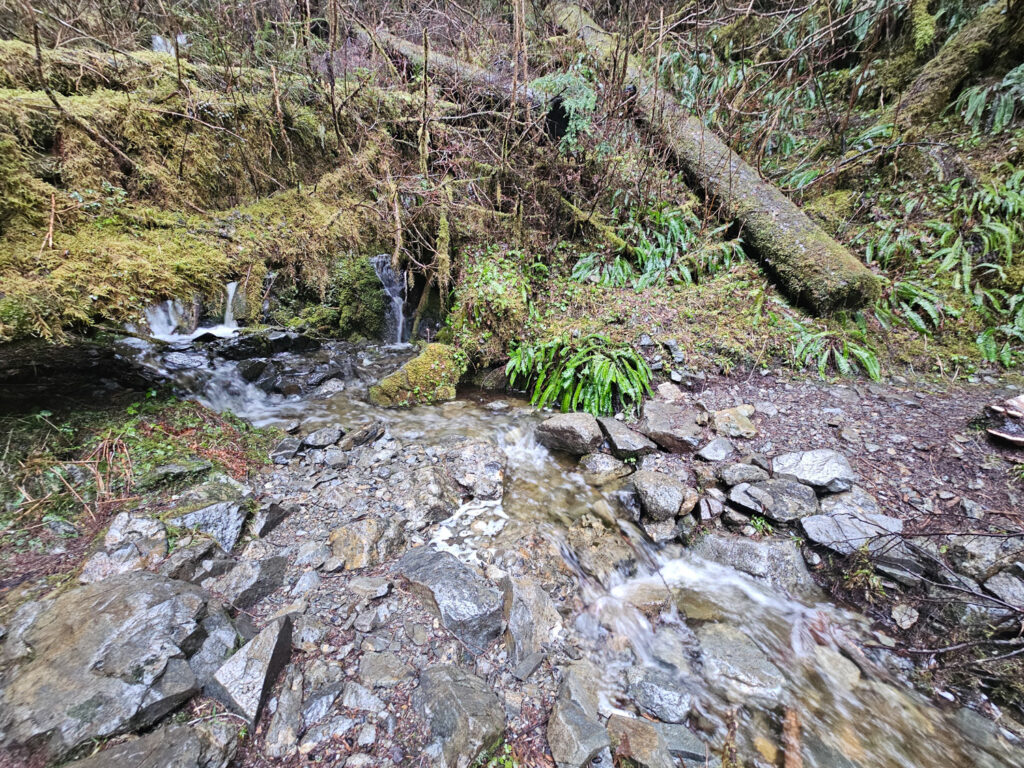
[548,3,880,314]
[897,2,1020,127]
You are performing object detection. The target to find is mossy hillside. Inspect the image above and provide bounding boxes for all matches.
[369,343,467,407]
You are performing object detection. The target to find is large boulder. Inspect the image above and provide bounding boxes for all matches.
[802,503,903,556]
[772,449,857,493]
[369,343,465,407]
[398,547,504,654]
[202,556,288,609]
[413,666,505,768]
[535,413,604,455]
[0,572,209,763]
[63,720,239,768]
[637,401,702,453]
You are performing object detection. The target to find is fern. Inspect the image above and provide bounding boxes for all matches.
[788,318,882,382]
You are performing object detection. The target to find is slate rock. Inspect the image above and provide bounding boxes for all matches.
[338,420,386,450]
[696,437,734,462]
[633,469,698,522]
[744,479,819,522]
[303,424,344,448]
[654,723,720,766]
[802,506,903,556]
[404,466,461,526]
[341,681,384,712]
[626,666,694,723]
[942,534,1024,581]
[547,695,611,768]
[264,664,303,759]
[637,400,703,452]
[207,617,292,723]
[984,570,1024,611]
[772,449,857,493]
[79,512,168,583]
[820,484,880,518]
[597,417,658,459]
[359,652,414,687]
[713,405,757,438]
[250,501,295,537]
[270,437,301,465]
[535,413,604,455]
[689,532,821,598]
[329,516,405,571]
[189,604,241,687]
[0,572,208,763]
[303,683,344,726]
[718,463,769,486]
[441,437,507,500]
[606,714,675,768]
[63,721,239,768]
[398,547,503,654]
[566,513,637,585]
[413,666,505,768]
[578,452,633,486]
[504,577,563,666]
[166,475,252,553]
[696,623,785,706]
[203,556,288,609]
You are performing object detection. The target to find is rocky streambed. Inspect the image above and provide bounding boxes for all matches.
[2,332,1024,768]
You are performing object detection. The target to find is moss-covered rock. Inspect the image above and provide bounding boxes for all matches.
[369,343,466,407]
[333,256,388,340]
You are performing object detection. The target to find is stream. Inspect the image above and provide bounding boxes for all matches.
[109,298,1024,768]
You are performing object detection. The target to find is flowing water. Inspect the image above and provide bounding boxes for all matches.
[140,281,240,341]
[371,254,407,343]
[121,327,1023,768]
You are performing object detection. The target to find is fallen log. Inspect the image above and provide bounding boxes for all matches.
[548,3,880,314]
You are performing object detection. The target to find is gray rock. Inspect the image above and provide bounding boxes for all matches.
[633,470,695,522]
[295,541,331,568]
[337,420,385,450]
[637,401,703,452]
[944,534,1024,581]
[820,484,880,518]
[359,652,413,687]
[598,417,658,459]
[79,512,168,583]
[0,572,208,762]
[802,508,903,556]
[329,516,405,571]
[250,501,294,537]
[62,721,239,768]
[984,570,1024,610]
[772,449,857,492]
[270,437,301,464]
[512,651,546,681]
[204,556,288,609]
[413,666,505,768]
[441,437,507,500]
[207,617,292,723]
[627,667,694,723]
[566,513,637,585]
[341,681,384,712]
[547,695,611,768]
[558,659,603,719]
[264,664,303,759]
[535,413,604,455]
[643,517,681,543]
[606,714,674,768]
[303,424,344,448]
[303,683,344,726]
[291,569,321,596]
[696,437,734,462]
[398,547,503,654]
[166,475,252,553]
[712,405,757,438]
[298,715,355,755]
[744,479,819,522]
[578,453,633,486]
[653,723,720,766]
[695,623,785,706]
[349,575,391,599]
[504,577,563,666]
[189,605,241,687]
[728,482,774,515]
[405,466,461,525]
[718,463,769,486]
[689,532,821,598]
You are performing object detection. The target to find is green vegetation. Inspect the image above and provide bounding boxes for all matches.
[369,343,468,407]
[506,334,652,416]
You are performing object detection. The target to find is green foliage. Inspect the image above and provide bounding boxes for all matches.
[955,64,1024,135]
[475,741,519,768]
[874,279,956,335]
[506,334,652,416]
[750,515,774,535]
[789,317,882,381]
[531,59,598,154]
[327,255,387,340]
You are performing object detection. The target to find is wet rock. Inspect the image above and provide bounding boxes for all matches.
[303,424,344,448]
[633,470,696,522]
[713,405,757,438]
[405,466,461,525]
[801,508,902,556]
[643,517,682,543]
[413,666,505,768]
[566,513,637,584]
[740,479,819,522]
[536,413,604,455]
[944,534,1024,581]
[270,436,301,465]
[606,714,675,768]
[79,512,168,583]
[579,452,633,486]
[559,659,604,719]
[165,474,252,552]
[626,667,694,723]
[398,547,504,654]
[772,449,857,493]
[504,577,563,666]
[369,343,463,407]
[718,463,769,486]
[441,437,507,500]
[637,400,703,452]
[250,500,294,537]
[264,664,303,759]
[696,436,734,462]
[695,623,785,706]
[598,417,658,459]
[689,533,820,598]
[360,652,414,687]
[547,695,611,768]
[338,420,386,450]
[329,516,405,571]
[207,617,292,723]
[63,720,239,768]
[203,556,287,608]
[654,723,720,766]
[0,572,208,762]
[189,605,241,687]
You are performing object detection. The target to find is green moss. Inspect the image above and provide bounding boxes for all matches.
[803,190,858,234]
[368,343,467,407]
[332,256,388,340]
[911,0,937,58]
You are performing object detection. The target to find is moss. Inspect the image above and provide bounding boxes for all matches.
[911,0,938,58]
[368,343,467,407]
[803,190,858,234]
[332,256,388,340]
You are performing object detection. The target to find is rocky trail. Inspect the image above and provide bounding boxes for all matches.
[2,324,1024,768]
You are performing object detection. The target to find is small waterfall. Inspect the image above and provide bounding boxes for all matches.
[222,281,238,329]
[371,254,406,343]
[141,281,240,341]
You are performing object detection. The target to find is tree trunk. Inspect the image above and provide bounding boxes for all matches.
[898,1,1018,128]
[548,2,880,314]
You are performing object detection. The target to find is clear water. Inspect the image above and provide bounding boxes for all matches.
[371,254,406,343]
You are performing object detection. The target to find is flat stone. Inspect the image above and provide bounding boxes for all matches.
[303,683,343,726]
[359,652,413,687]
[578,452,633,486]
[535,413,604,455]
[62,721,239,768]
[772,449,857,493]
[303,424,344,448]
[329,516,404,571]
[504,577,563,666]
[984,570,1024,610]
[337,420,385,450]
[718,463,769,486]
[207,617,292,723]
[413,666,505,768]
[398,547,504,654]
[512,651,546,681]
[0,572,208,763]
[291,569,321,596]
[944,534,1024,581]
[695,623,785,707]
[696,437,734,462]
[654,723,720,766]
[626,666,694,723]
[689,532,821,598]
[349,576,391,599]
[341,681,384,712]
[637,400,703,453]
[598,417,658,459]
[298,715,355,755]
[713,405,757,438]
[264,664,303,759]
[802,509,903,556]
[633,470,692,522]
[547,695,611,768]
[820,484,880,519]
[745,479,819,522]
[606,714,674,768]
[203,556,288,609]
